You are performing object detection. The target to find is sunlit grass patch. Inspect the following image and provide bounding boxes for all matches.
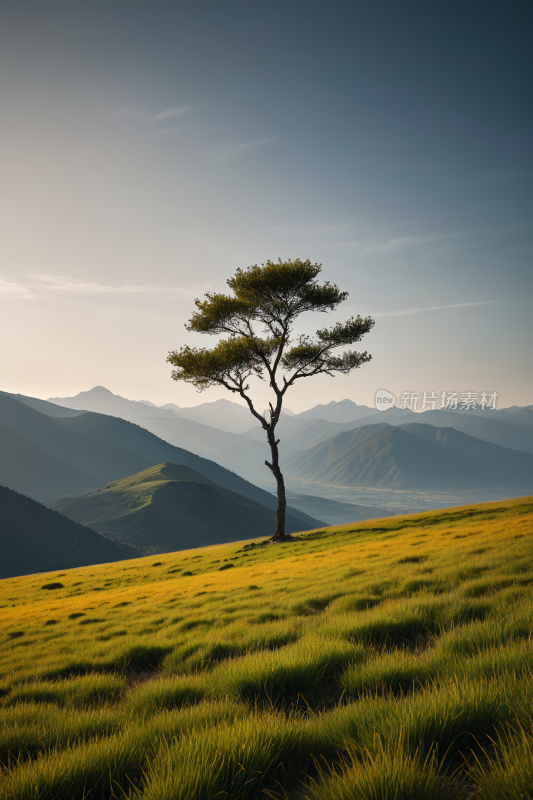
[303,737,462,800]
[139,711,325,800]
[208,635,364,704]
[125,674,208,711]
[2,673,125,709]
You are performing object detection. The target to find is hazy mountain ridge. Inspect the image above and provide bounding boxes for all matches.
[294,398,374,423]
[285,422,533,491]
[0,422,102,501]
[0,394,154,501]
[0,393,322,533]
[48,386,180,421]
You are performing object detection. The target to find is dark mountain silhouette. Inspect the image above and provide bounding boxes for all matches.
[0,391,85,418]
[0,485,131,579]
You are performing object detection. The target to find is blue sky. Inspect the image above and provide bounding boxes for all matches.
[0,0,531,410]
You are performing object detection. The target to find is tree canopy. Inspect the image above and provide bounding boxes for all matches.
[167,258,374,541]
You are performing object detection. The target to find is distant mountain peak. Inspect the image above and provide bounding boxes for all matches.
[297,398,372,423]
[84,386,114,395]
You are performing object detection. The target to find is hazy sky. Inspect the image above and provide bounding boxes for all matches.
[1,0,531,412]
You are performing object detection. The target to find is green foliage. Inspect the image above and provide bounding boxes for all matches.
[167,257,374,540]
[167,257,373,400]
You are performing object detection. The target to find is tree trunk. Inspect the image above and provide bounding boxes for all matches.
[265,426,290,542]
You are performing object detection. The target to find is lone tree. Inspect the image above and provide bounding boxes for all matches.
[167,258,374,542]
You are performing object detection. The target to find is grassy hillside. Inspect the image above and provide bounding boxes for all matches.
[285,422,533,490]
[0,486,133,579]
[53,463,321,550]
[0,497,532,799]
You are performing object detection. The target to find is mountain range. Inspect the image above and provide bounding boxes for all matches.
[2,386,533,565]
[284,422,533,491]
[43,388,533,484]
[0,393,322,533]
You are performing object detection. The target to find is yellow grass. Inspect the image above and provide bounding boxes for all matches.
[1,496,532,799]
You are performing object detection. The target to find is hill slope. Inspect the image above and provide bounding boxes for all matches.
[0,497,532,799]
[54,463,316,550]
[285,422,533,490]
[0,485,131,579]
[0,390,86,418]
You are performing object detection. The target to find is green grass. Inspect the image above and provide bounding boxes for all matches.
[0,496,532,798]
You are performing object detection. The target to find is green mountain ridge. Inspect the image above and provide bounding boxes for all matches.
[54,463,313,550]
[0,485,131,579]
[54,410,321,531]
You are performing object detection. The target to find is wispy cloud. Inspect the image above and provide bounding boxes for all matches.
[0,276,34,299]
[30,274,209,296]
[106,105,150,120]
[106,105,190,132]
[371,300,497,318]
[215,138,276,158]
[341,229,479,256]
[154,106,190,121]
